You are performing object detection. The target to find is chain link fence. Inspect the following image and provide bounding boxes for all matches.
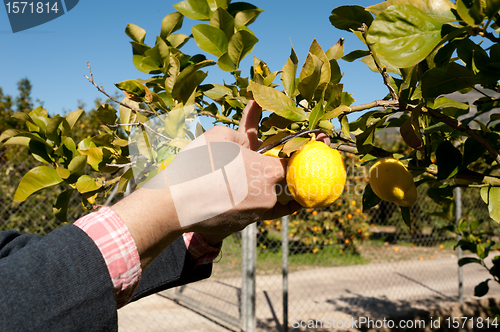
[2,146,499,331]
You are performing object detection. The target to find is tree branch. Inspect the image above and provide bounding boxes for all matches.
[343,100,399,115]
[420,107,500,165]
[84,62,155,115]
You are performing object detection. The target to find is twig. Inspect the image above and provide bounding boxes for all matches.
[330,142,393,158]
[109,121,172,141]
[420,106,500,165]
[106,162,133,168]
[84,62,155,115]
[200,111,240,126]
[359,24,398,101]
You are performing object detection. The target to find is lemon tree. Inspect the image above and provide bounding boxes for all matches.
[2,0,500,294]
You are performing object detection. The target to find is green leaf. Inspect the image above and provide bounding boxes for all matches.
[362,183,382,212]
[78,147,104,171]
[0,129,21,143]
[167,34,191,49]
[458,257,482,266]
[421,63,475,98]
[164,108,186,139]
[309,39,331,88]
[326,38,345,61]
[366,5,443,68]
[436,140,462,180]
[173,0,211,20]
[401,206,412,228]
[130,42,152,74]
[12,111,35,125]
[14,166,63,202]
[481,186,490,204]
[119,98,140,134]
[322,105,349,121]
[282,137,309,157]
[217,52,236,72]
[68,155,88,174]
[342,50,371,62]
[46,115,64,144]
[341,92,355,106]
[202,83,234,101]
[248,82,307,122]
[76,175,103,194]
[234,8,263,27]
[485,187,500,223]
[474,279,490,297]
[456,0,484,26]
[367,0,456,23]
[29,139,53,164]
[2,136,30,146]
[428,185,454,203]
[96,104,117,125]
[53,189,75,222]
[210,7,235,40]
[228,30,258,69]
[125,23,146,43]
[298,52,323,103]
[431,96,470,110]
[172,60,215,103]
[329,5,374,31]
[324,83,344,112]
[115,80,146,98]
[355,124,376,154]
[65,109,85,131]
[340,115,351,139]
[460,138,486,171]
[281,46,299,98]
[117,168,134,193]
[161,12,184,39]
[485,0,500,18]
[207,0,228,11]
[458,219,468,232]
[56,167,70,180]
[308,102,324,130]
[477,242,486,259]
[192,24,228,57]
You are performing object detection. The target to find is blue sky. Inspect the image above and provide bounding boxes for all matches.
[0,0,386,125]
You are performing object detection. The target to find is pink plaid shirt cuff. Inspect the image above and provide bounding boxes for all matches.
[74,207,141,308]
[74,207,222,308]
[183,232,223,267]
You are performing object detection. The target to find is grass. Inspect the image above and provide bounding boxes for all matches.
[211,235,460,278]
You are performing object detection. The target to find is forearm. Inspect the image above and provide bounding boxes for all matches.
[110,186,185,270]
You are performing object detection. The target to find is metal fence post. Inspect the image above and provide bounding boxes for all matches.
[282,215,289,332]
[241,223,256,332]
[455,187,463,303]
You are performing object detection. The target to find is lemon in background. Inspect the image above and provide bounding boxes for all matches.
[369,158,417,207]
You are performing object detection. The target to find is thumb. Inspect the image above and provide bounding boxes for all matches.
[257,153,287,184]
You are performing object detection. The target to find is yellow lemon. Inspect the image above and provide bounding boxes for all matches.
[369,158,417,207]
[286,140,346,208]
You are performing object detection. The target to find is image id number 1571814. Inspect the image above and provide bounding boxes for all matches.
[5,2,59,14]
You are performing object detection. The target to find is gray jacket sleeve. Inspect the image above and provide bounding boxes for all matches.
[0,224,212,331]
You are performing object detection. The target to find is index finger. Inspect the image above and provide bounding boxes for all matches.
[238,100,262,150]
